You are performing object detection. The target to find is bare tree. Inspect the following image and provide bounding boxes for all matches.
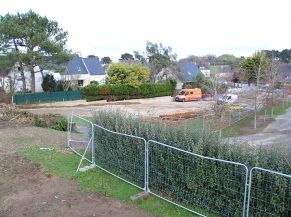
[240,52,269,129]
[265,58,279,117]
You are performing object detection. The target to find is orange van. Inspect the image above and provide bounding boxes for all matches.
[175,88,202,102]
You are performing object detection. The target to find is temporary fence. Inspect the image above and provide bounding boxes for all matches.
[93,123,147,191]
[67,112,291,217]
[246,167,291,217]
[67,113,94,171]
[147,140,248,217]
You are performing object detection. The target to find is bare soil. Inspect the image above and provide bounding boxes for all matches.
[0,121,151,217]
[21,96,215,118]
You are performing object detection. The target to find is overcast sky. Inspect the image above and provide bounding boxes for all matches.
[1,0,290,61]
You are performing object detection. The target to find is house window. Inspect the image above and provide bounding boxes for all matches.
[77,80,84,86]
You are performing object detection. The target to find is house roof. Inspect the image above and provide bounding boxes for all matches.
[178,63,201,82]
[278,64,291,74]
[65,55,105,75]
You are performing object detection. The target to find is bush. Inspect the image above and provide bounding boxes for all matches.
[82,81,176,102]
[32,114,68,131]
[42,74,57,92]
[92,110,291,216]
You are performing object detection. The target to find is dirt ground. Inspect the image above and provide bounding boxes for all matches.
[21,96,215,117]
[0,120,151,217]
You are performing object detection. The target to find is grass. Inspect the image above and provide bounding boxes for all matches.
[19,146,216,217]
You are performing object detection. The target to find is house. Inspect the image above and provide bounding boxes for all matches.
[1,66,60,93]
[278,63,291,81]
[177,63,202,89]
[62,54,106,86]
[199,65,210,78]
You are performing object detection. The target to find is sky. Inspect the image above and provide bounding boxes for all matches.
[0,0,291,61]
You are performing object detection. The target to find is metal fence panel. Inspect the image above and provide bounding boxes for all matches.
[94,124,147,191]
[67,113,93,166]
[246,167,291,217]
[147,140,248,217]
[14,90,82,105]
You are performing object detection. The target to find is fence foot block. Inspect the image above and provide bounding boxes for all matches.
[78,164,96,172]
[130,192,150,202]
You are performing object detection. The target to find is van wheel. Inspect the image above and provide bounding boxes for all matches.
[182,99,186,102]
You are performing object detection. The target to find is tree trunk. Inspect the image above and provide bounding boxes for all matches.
[13,39,26,92]
[19,62,26,92]
[31,69,35,93]
[254,95,257,129]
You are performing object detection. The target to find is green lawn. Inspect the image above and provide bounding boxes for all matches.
[19,146,216,217]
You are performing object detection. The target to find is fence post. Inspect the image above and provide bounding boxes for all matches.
[91,123,96,167]
[229,115,231,126]
[202,115,205,134]
[145,141,149,192]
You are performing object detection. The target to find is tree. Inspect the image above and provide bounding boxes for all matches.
[0,10,72,93]
[240,52,269,129]
[0,55,15,91]
[41,74,56,92]
[101,56,112,64]
[107,63,149,87]
[120,53,134,62]
[145,41,177,82]
[280,49,291,63]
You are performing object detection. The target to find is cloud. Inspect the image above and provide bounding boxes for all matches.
[1,0,290,60]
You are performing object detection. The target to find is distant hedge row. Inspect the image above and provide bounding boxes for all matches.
[82,81,176,101]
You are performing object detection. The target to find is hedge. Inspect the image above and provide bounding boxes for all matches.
[81,81,176,102]
[92,110,291,217]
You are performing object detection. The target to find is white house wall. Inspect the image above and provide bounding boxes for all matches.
[90,75,106,85]
[61,74,106,86]
[3,70,61,93]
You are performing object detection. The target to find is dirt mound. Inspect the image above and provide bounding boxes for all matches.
[159,111,205,121]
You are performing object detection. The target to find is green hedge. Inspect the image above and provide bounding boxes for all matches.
[82,81,176,102]
[92,110,291,217]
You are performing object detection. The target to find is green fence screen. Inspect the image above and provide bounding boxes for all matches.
[14,90,83,105]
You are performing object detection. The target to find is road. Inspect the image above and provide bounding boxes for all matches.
[234,108,291,146]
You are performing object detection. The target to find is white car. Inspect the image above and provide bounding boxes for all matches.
[218,94,238,104]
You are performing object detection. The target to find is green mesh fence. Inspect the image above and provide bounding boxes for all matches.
[148,140,248,217]
[94,124,146,190]
[14,90,82,105]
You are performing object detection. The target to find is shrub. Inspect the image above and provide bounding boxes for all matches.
[90,80,99,85]
[41,74,57,92]
[82,81,176,102]
[107,63,150,87]
[32,114,67,131]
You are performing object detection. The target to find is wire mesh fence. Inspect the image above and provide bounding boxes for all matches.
[67,113,93,167]
[147,140,248,217]
[67,112,291,217]
[94,123,147,190]
[246,167,291,217]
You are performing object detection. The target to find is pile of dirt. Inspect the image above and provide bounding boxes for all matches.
[159,111,205,121]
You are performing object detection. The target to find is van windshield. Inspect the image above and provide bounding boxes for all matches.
[179,91,186,95]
